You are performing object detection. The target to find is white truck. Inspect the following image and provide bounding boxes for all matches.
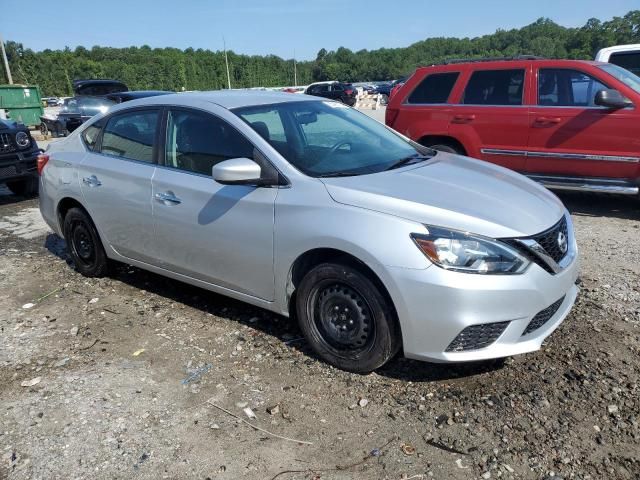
[595,44,640,75]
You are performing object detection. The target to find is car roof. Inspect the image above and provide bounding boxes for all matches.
[417,58,605,71]
[110,90,320,110]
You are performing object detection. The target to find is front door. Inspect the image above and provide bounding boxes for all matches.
[151,108,277,301]
[448,67,531,171]
[527,67,639,178]
[78,109,159,262]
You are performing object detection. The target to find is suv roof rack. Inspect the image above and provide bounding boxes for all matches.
[439,55,545,65]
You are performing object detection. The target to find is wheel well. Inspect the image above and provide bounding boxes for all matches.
[418,135,467,155]
[56,197,85,230]
[287,248,398,324]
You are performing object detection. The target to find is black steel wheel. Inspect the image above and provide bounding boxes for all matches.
[63,207,109,277]
[296,262,401,373]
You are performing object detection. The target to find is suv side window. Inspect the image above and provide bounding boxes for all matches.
[538,69,609,107]
[101,110,158,162]
[331,84,343,92]
[407,72,459,104]
[81,119,104,151]
[165,109,254,176]
[462,69,525,105]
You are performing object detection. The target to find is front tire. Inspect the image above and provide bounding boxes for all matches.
[63,207,109,277]
[428,144,461,154]
[6,176,39,197]
[296,262,401,373]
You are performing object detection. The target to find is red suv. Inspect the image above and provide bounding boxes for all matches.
[386,57,640,195]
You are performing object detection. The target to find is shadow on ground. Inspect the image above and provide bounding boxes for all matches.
[44,232,505,383]
[558,191,640,221]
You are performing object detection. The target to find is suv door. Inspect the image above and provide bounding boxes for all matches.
[527,67,638,178]
[448,66,531,171]
[77,109,159,262]
[151,107,277,300]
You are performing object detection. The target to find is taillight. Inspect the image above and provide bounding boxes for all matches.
[345,89,353,95]
[385,108,399,127]
[37,153,49,175]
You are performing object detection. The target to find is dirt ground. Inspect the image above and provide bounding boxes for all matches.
[1,185,639,480]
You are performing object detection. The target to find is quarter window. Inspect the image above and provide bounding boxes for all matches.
[538,69,608,107]
[101,110,158,162]
[165,109,254,175]
[81,119,103,151]
[462,69,525,105]
[407,72,459,104]
[609,52,640,76]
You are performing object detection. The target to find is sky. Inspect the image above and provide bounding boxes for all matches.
[1,0,637,60]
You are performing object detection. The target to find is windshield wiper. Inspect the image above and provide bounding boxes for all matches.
[385,154,432,171]
[317,171,361,178]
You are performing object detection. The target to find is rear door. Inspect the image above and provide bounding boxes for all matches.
[526,66,639,178]
[448,65,531,171]
[151,107,277,300]
[78,108,159,262]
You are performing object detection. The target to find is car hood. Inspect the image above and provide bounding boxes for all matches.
[320,152,566,238]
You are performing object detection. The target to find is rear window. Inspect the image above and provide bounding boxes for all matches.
[407,72,459,104]
[462,69,525,105]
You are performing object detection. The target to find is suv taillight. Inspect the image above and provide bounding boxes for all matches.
[345,88,354,95]
[385,108,399,127]
[37,153,49,175]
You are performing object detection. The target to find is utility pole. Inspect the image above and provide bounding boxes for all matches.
[293,49,297,87]
[0,33,13,84]
[223,37,231,89]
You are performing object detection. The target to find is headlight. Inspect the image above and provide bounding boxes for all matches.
[15,131,30,148]
[411,226,530,274]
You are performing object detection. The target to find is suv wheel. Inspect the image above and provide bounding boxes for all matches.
[296,262,401,373]
[63,207,109,277]
[6,176,39,197]
[429,144,461,154]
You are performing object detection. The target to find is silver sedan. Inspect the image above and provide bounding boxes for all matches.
[38,91,579,373]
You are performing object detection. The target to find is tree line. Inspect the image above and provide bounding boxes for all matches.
[2,10,639,96]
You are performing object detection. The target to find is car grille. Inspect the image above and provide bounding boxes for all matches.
[531,216,568,263]
[522,296,565,336]
[0,133,16,154]
[0,165,18,177]
[445,321,510,352]
[503,216,570,274]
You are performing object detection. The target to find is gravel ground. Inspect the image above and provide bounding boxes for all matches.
[1,182,639,480]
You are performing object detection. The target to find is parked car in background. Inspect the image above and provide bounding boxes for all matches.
[596,44,640,75]
[387,57,640,195]
[104,90,172,103]
[389,77,408,99]
[39,91,578,372]
[304,81,357,106]
[375,82,393,96]
[0,117,40,196]
[45,97,60,107]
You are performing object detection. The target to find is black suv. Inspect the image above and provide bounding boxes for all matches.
[304,82,357,106]
[0,118,40,196]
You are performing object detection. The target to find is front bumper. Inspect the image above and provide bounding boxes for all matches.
[0,149,39,182]
[385,246,580,363]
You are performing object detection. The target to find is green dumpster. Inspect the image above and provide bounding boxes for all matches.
[0,85,44,127]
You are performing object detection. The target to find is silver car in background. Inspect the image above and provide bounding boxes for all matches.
[38,91,579,373]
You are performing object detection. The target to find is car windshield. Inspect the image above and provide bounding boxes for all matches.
[234,100,433,177]
[599,64,640,94]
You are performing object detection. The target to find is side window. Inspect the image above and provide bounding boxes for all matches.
[407,72,459,104]
[331,84,343,92]
[101,110,158,162]
[165,109,254,176]
[609,52,640,76]
[463,69,525,105]
[81,119,104,151]
[538,69,609,107]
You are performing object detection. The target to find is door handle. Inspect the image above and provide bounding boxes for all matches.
[155,192,182,205]
[452,114,476,124]
[534,116,562,126]
[82,175,102,187]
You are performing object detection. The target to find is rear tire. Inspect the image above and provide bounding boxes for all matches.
[296,262,401,373]
[6,176,39,197]
[63,207,109,277]
[428,144,461,154]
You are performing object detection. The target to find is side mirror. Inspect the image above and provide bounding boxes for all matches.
[212,158,262,185]
[594,89,633,109]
